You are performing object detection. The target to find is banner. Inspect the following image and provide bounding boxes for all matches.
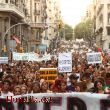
[86,52,102,64]
[13,52,51,61]
[39,68,58,83]
[28,53,38,61]
[0,93,110,110]
[0,57,8,64]
[38,54,51,62]
[58,53,72,73]
[13,52,29,61]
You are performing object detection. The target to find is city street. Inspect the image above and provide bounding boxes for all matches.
[0,0,110,110]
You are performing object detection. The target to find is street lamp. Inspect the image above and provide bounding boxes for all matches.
[2,22,30,50]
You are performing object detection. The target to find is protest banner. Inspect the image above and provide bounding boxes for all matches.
[13,52,29,61]
[28,52,39,61]
[13,52,51,61]
[58,53,72,73]
[0,93,109,110]
[86,52,102,64]
[0,57,8,64]
[39,68,58,83]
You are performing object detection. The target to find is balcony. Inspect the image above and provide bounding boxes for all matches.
[30,23,48,29]
[34,10,40,15]
[35,0,40,2]
[0,3,25,18]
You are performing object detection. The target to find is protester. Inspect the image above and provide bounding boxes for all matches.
[1,80,14,97]
[67,74,79,92]
[94,80,104,94]
[0,41,110,96]
[32,81,41,93]
[13,85,21,95]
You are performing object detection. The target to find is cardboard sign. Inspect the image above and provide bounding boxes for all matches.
[39,68,58,83]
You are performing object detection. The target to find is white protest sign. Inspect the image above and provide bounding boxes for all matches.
[58,52,72,73]
[0,57,8,64]
[87,52,102,64]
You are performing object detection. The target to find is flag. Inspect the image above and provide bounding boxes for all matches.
[12,36,21,44]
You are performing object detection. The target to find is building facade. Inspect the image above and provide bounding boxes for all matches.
[42,0,61,48]
[94,0,110,50]
[0,0,61,55]
[26,0,61,51]
[26,0,48,52]
[0,0,29,55]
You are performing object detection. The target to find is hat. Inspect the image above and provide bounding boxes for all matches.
[69,73,79,80]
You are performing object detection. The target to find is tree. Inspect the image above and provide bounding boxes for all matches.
[59,24,73,40]
[65,24,73,40]
[74,19,94,42]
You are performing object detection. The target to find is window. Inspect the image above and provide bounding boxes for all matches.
[5,0,8,3]
[109,43,110,49]
[108,13,110,24]
[36,31,40,39]
[35,16,37,22]
[34,3,36,10]
[107,27,110,35]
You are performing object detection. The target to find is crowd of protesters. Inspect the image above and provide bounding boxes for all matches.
[0,42,110,97]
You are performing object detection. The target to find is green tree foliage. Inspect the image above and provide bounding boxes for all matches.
[59,24,73,40]
[65,24,73,40]
[74,19,94,41]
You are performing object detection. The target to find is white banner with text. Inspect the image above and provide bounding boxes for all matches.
[13,52,51,61]
[0,93,109,110]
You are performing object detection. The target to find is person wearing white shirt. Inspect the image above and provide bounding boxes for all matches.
[1,80,14,98]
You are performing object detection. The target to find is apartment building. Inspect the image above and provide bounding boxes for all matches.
[0,0,61,54]
[0,0,29,55]
[41,0,61,48]
[26,0,61,51]
[26,0,48,52]
[94,0,110,50]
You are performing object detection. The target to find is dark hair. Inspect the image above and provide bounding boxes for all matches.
[82,73,90,79]
[5,74,13,80]
[33,81,40,87]
[2,80,11,86]
[94,80,104,89]
[106,73,110,78]
[69,73,79,80]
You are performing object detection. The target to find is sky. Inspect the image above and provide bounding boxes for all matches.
[60,0,92,27]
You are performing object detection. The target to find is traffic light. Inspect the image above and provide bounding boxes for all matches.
[58,20,63,30]
[58,23,62,29]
